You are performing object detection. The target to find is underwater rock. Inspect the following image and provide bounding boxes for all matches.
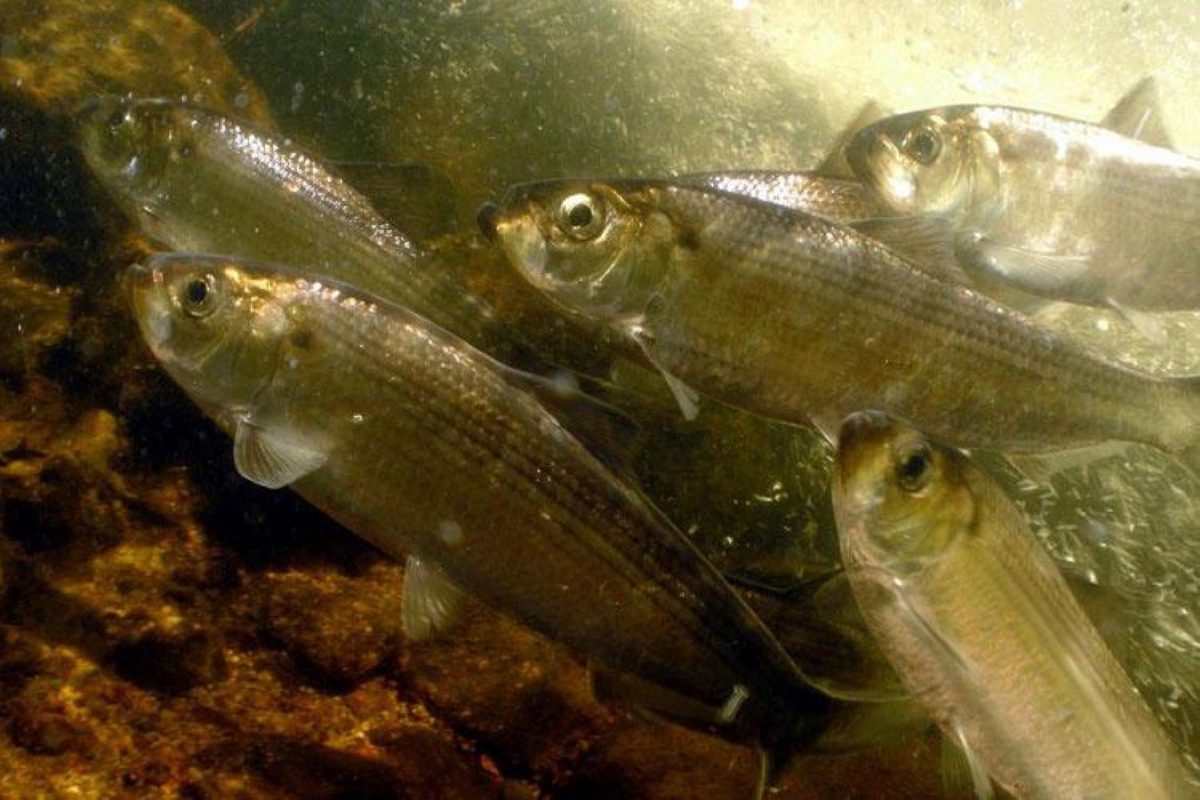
[0,242,76,386]
[0,0,270,121]
[258,562,406,689]
[107,628,228,695]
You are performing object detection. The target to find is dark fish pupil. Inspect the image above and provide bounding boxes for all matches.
[910,130,939,164]
[568,202,593,228]
[896,444,931,491]
[106,109,127,130]
[901,453,926,480]
[185,279,209,306]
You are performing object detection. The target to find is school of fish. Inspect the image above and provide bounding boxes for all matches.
[79,76,1199,798]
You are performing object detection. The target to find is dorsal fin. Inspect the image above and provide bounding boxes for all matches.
[498,364,641,471]
[813,101,889,178]
[334,161,460,242]
[1100,77,1174,149]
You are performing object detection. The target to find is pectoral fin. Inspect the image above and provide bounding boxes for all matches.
[627,325,700,421]
[956,233,1094,295]
[1100,76,1174,149]
[233,418,328,489]
[401,554,467,642]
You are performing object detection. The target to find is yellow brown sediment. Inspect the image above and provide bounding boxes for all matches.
[0,0,272,125]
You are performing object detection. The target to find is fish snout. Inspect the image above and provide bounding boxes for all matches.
[122,260,157,302]
[838,410,892,444]
[477,202,501,241]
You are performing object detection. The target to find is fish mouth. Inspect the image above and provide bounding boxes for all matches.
[476,201,501,241]
[124,258,181,370]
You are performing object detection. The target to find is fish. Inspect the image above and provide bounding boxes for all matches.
[483,179,1200,472]
[831,410,1194,799]
[651,171,972,285]
[74,97,509,355]
[844,78,1200,313]
[679,171,885,222]
[125,252,833,771]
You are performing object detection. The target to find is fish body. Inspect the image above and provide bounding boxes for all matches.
[845,103,1200,311]
[487,180,1200,468]
[681,171,885,222]
[77,97,497,350]
[125,253,830,754]
[832,411,1194,799]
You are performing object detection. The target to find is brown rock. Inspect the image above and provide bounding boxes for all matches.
[0,0,271,122]
[107,627,228,695]
[258,561,406,688]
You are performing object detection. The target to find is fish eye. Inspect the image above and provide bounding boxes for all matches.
[105,108,129,130]
[179,274,218,318]
[555,192,606,240]
[894,441,932,493]
[902,127,942,165]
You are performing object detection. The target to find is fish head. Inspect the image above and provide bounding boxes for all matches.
[125,254,296,410]
[846,108,993,218]
[75,96,199,201]
[483,180,675,324]
[833,411,975,574]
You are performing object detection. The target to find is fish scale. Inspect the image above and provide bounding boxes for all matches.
[834,413,1194,798]
[490,181,1200,467]
[76,97,501,351]
[126,254,831,758]
[847,103,1200,310]
[648,186,1187,447]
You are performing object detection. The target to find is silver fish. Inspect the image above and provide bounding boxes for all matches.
[845,79,1200,312]
[125,252,832,763]
[833,411,1194,799]
[680,171,885,222]
[485,179,1200,472]
[76,97,502,352]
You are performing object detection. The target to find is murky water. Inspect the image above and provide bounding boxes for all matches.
[0,1,1197,797]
